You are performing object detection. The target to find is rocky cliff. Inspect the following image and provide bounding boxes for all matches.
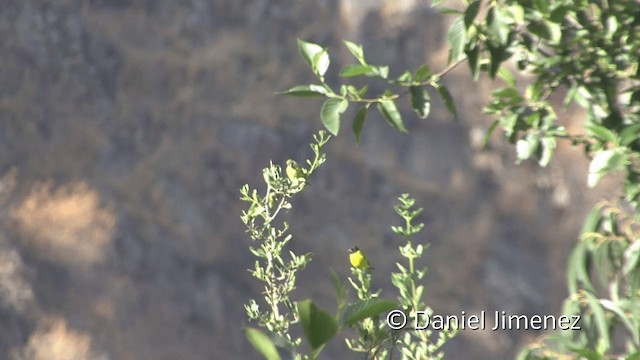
[0,0,609,359]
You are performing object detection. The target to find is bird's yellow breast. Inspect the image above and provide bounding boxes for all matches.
[350,250,369,269]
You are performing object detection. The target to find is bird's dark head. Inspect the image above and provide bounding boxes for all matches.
[349,246,359,253]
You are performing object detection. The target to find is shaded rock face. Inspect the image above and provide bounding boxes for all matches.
[0,0,602,359]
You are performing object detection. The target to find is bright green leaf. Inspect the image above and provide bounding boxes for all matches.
[377,100,407,132]
[244,327,282,360]
[487,7,510,45]
[447,17,467,62]
[410,86,431,119]
[297,300,338,350]
[313,49,330,77]
[516,134,539,163]
[586,125,619,144]
[373,65,389,79]
[497,67,516,87]
[280,84,329,97]
[339,64,376,77]
[539,136,556,167]
[508,4,525,24]
[397,71,413,83]
[588,149,629,187]
[343,40,366,64]
[297,39,324,71]
[321,98,348,136]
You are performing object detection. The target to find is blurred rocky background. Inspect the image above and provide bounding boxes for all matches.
[0,0,612,359]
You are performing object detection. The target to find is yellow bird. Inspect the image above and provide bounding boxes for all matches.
[349,247,371,270]
[285,159,304,181]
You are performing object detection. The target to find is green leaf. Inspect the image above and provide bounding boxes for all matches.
[497,67,516,87]
[527,21,552,41]
[465,45,480,80]
[592,241,611,283]
[415,64,432,82]
[599,299,640,344]
[447,17,467,62]
[482,119,500,148]
[313,49,330,77]
[339,64,376,77]
[437,86,458,119]
[564,84,579,108]
[321,98,349,136]
[297,300,338,350]
[538,136,556,167]
[583,291,610,353]
[343,40,366,64]
[244,327,282,360]
[492,87,522,102]
[297,39,325,72]
[567,239,595,294]
[582,207,602,234]
[439,7,464,15]
[357,85,369,97]
[586,125,618,144]
[488,45,508,78]
[516,134,539,163]
[396,71,413,83]
[487,7,510,45]
[550,4,570,23]
[352,106,368,143]
[377,100,407,132]
[464,1,481,28]
[409,86,431,119]
[373,65,389,79]
[620,124,640,146]
[331,271,346,316]
[588,149,629,187]
[342,299,399,326]
[280,84,329,97]
[624,240,640,276]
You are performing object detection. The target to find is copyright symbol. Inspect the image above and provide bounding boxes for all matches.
[387,310,407,330]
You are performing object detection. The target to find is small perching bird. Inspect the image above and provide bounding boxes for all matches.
[285,159,305,183]
[349,246,372,270]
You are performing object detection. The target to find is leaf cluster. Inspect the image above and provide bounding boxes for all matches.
[282,39,459,141]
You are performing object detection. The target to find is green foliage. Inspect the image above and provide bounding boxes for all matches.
[244,327,282,360]
[283,39,461,142]
[254,0,640,359]
[242,131,331,359]
[297,299,338,351]
[243,154,455,359]
[285,1,640,357]
[344,194,456,359]
[390,194,457,360]
[526,202,640,359]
